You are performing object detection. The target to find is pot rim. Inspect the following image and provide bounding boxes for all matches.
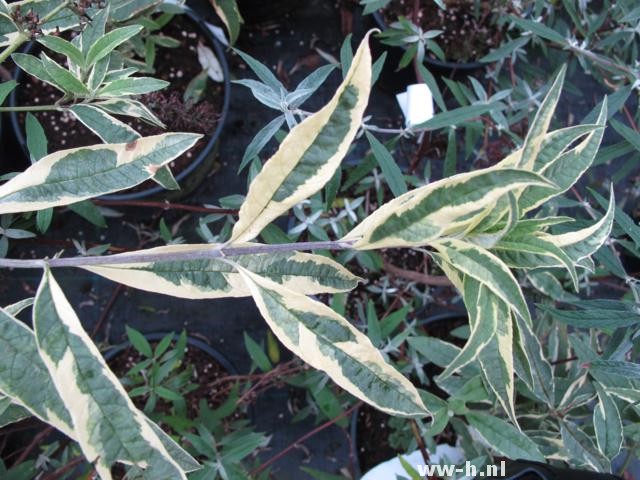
[8,6,231,200]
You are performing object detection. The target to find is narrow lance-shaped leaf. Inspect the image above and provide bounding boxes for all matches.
[593,382,623,460]
[344,168,553,250]
[83,245,361,299]
[547,184,615,262]
[237,267,428,418]
[34,268,191,479]
[477,303,517,426]
[432,238,531,324]
[0,133,201,214]
[466,411,545,462]
[230,32,374,243]
[516,65,566,170]
[519,100,607,213]
[0,307,74,437]
[437,277,497,380]
[0,306,200,474]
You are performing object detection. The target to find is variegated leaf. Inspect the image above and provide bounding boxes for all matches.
[0,307,74,437]
[83,245,360,298]
[34,268,192,479]
[0,395,30,427]
[437,277,497,380]
[230,33,373,243]
[236,267,428,418]
[546,185,615,262]
[68,104,140,143]
[0,133,201,214]
[516,65,566,170]
[519,100,607,212]
[593,382,622,460]
[493,234,579,291]
[477,303,517,425]
[344,168,553,250]
[0,303,199,473]
[513,315,555,406]
[432,238,531,324]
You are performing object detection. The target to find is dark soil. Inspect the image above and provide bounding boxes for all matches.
[355,315,466,472]
[381,0,508,63]
[108,340,234,419]
[15,14,223,194]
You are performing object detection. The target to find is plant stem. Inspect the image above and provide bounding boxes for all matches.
[250,401,362,477]
[92,199,238,215]
[0,240,356,269]
[0,105,60,112]
[0,32,27,65]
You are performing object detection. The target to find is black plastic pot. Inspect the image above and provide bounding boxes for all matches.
[8,7,231,201]
[371,10,485,78]
[236,0,302,25]
[104,332,238,377]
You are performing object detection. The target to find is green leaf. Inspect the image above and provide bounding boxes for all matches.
[480,36,530,63]
[510,17,568,44]
[230,34,373,243]
[40,53,90,96]
[84,247,360,299]
[538,300,640,329]
[346,168,552,250]
[34,268,192,478]
[0,80,17,105]
[239,115,285,173]
[36,208,53,233]
[365,131,407,197]
[593,383,622,460]
[97,77,169,97]
[0,307,74,437]
[561,421,609,471]
[86,25,143,66]
[589,360,640,379]
[69,104,140,143]
[0,133,201,214]
[412,103,501,131]
[466,411,545,462]
[433,239,531,324]
[126,326,153,357]
[25,113,47,163]
[517,65,566,170]
[68,200,107,228]
[243,332,272,371]
[437,278,497,380]
[211,0,244,44]
[238,267,428,418]
[37,35,84,67]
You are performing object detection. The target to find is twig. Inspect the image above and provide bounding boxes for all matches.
[384,260,452,286]
[93,199,239,215]
[250,401,363,476]
[0,240,357,269]
[41,456,85,480]
[90,284,125,338]
[13,426,53,466]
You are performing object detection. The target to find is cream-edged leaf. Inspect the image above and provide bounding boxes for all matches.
[0,133,201,214]
[432,238,531,324]
[345,168,553,250]
[0,307,74,437]
[477,304,517,425]
[437,277,498,380]
[34,268,192,479]
[237,267,428,418]
[547,185,615,262]
[230,33,373,243]
[516,65,566,170]
[83,245,360,298]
